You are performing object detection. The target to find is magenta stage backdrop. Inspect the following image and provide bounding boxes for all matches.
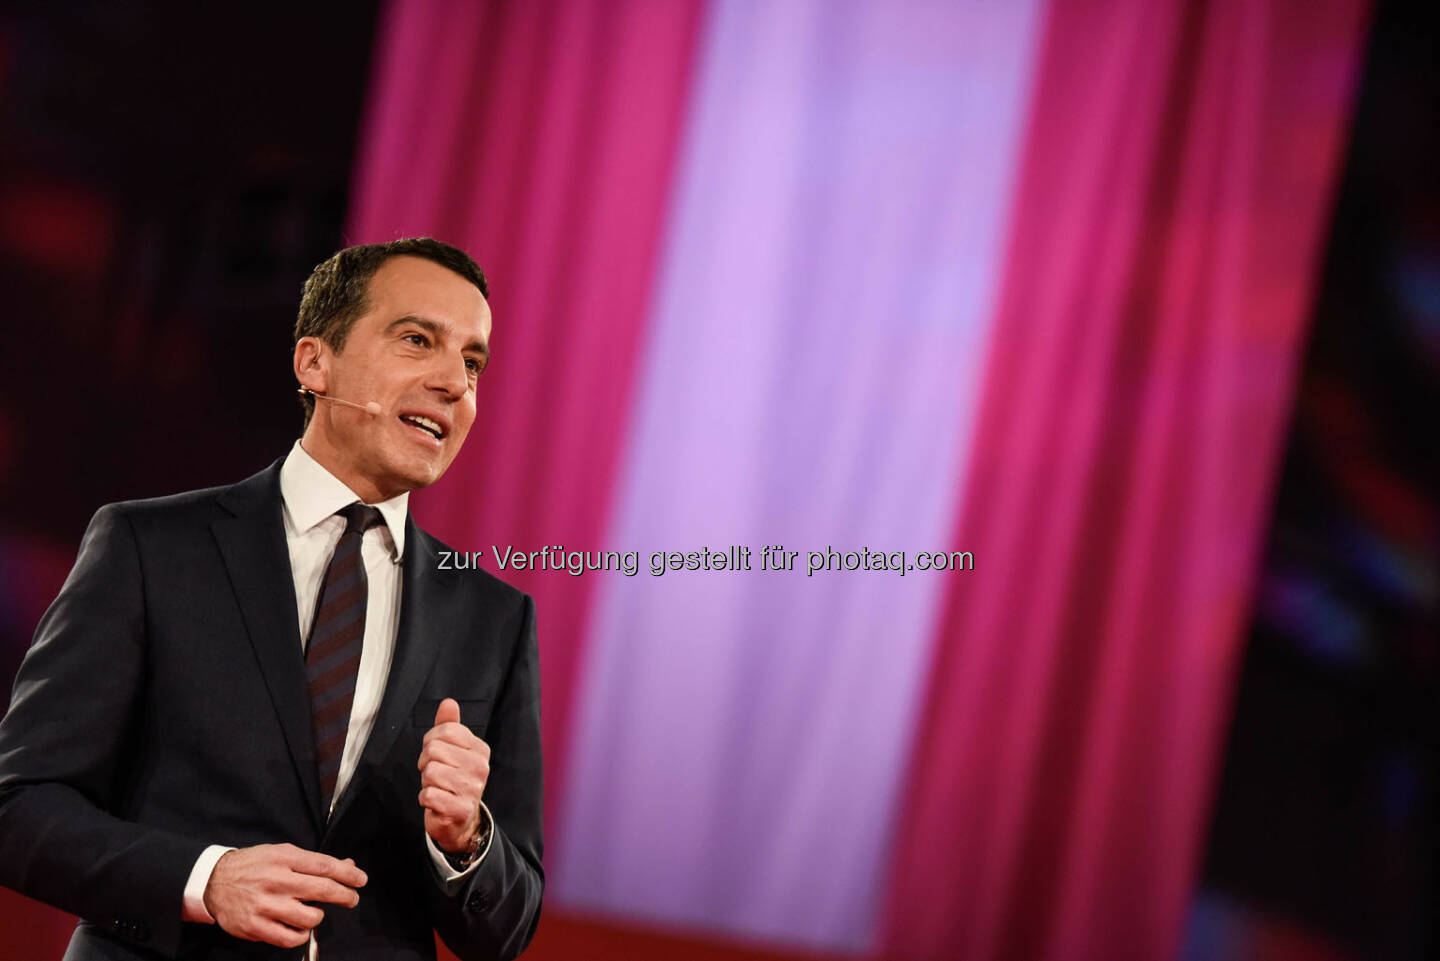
[347,1,1369,960]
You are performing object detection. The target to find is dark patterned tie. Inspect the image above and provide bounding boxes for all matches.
[306,503,385,816]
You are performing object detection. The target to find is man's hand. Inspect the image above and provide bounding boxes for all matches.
[202,844,367,949]
[418,697,491,853]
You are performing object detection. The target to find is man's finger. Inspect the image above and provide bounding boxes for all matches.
[252,919,310,950]
[284,848,367,888]
[419,785,471,821]
[268,898,326,931]
[423,723,480,752]
[418,737,489,773]
[289,873,362,908]
[421,760,477,798]
[434,697,461,727]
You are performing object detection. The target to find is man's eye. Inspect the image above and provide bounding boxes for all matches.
[404,333,429,347]
[465,357,484,375]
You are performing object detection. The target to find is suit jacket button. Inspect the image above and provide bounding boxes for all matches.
[467,893,486,910]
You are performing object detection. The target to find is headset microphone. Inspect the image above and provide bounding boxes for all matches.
[298,387,382,417]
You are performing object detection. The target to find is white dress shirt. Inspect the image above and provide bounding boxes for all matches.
[181,442,485,955]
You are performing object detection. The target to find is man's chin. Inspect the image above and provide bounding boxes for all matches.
[390,459,451,493]
[370,444,464,497]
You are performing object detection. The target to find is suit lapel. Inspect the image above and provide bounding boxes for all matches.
[212,460,325,835]
[326,517,448,830]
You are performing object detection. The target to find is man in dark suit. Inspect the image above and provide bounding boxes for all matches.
[0,238,543,960]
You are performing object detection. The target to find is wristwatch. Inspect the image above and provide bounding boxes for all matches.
[443,803,493,871]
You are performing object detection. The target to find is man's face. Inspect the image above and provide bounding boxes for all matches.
[298,255,491,501]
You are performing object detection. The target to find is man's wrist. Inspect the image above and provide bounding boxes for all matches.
[182,845,235,924]
[442,802,493,870]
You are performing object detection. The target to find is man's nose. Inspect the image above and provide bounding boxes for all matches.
[427,352,471,398]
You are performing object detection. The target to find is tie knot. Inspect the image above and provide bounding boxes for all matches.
[338,503,385,535]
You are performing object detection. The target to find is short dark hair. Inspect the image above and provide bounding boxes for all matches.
[294,237,489,427]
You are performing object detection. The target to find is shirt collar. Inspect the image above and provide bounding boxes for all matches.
[280,440,409,560]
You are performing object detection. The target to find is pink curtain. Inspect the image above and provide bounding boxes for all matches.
[348,0,704,845]
[880,1,1369,960]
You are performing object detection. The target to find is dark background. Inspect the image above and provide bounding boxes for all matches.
[1196,2,1439,958]
[0,1,379,688]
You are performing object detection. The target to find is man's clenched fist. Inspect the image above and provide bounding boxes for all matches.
[418,697,490,853]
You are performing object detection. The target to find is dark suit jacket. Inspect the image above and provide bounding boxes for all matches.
[0,460,544,960]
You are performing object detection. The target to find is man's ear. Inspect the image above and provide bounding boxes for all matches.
[294,337,329,394]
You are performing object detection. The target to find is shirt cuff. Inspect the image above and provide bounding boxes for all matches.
[183,845,236,924]
[424,800,494,887]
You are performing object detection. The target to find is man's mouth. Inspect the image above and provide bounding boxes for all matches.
[399,414,445,440]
